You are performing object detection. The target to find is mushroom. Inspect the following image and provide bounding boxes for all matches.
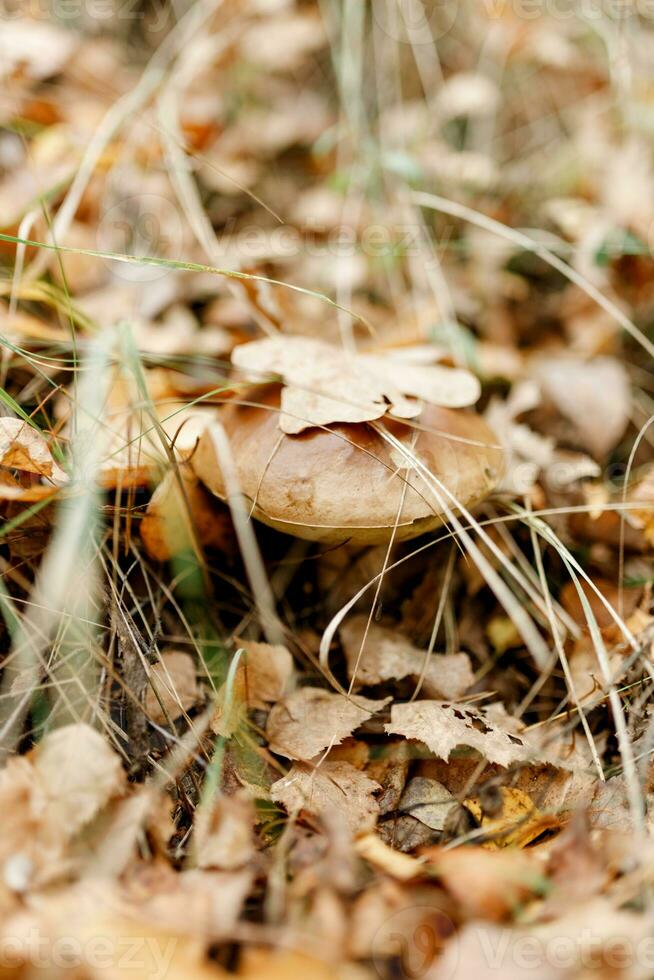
[191,384,504,545]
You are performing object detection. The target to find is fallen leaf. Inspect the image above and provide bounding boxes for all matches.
[232,336,480,434]
[32,724,126,839]
[0,418,66,482]
[194,792,255,871]
[127,863,254,941]
[340,616,474,701]
[534,355,631,458]
[144,652,199,725]
[232,637,295,709]
[385,701,532,767]
[463,787,560,848]
[266,688,389,761]
[271,761,381,834]
[398,777,457,832]
[141,468,234,561]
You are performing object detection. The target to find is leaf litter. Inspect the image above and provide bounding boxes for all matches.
[2,2,654,978]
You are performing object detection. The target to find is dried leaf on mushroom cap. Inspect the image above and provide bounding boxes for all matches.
[231,336,481,434]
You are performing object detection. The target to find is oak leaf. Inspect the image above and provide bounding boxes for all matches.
[232,336,481,434]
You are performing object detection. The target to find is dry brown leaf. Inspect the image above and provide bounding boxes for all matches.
[0,418,66,482]
[271,761,381,835]
[434,898,654,979]
[266,688,389,761]
[398,777,457,832]
[534,355,631,458]
[194,792,255,871]
[340,616,474,701]
[141,468,234,562]
[385,701,532,767]
[233,637,295,709]
[231,336,480,434]
[145,651,199,724]
[32,724,126,840]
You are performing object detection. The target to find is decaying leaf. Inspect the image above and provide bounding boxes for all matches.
[463,787,560,848]
[141,468,234,561]
[340,616,474,700]
[232,336,481,434]
[398,776,457,832]
[271,761,381,834]
[385,701,533,767]
[144,651,199,725]
[0,418,66,482]
[266,688,389,761]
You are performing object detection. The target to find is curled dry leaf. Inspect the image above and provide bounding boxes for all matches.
[232,637,295,709]
[266,688,389,761]
[0,418,66,483]
[141,468,235,562]
[145,651,199,725]
[32,724,126,839]
[271,762,381,835]
[463,787,560,849]
[231,336,481,434]
[385,701,532,767]
[211,639,295,737]
[354,833,424,881]
[340,616,474,701]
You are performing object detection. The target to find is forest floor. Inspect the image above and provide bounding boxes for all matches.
[2,2,654,978]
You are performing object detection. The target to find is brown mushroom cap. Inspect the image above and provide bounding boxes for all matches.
[192,385,504,545]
